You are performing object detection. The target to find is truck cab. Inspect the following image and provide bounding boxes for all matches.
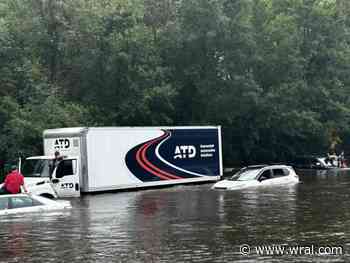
[21,156,80,198]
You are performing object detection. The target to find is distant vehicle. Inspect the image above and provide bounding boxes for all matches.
[212,165,299,190]
[289,156,342,169]
[0,194,71,215]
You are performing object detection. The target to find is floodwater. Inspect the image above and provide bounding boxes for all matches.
[1,169,350,262]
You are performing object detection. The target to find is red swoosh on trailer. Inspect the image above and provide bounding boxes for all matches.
[136,131,181,180]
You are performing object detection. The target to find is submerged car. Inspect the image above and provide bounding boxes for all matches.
[212,165,299,190]
[0,194,71,215]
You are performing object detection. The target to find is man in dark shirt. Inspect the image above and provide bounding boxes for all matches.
[0,165,28,195]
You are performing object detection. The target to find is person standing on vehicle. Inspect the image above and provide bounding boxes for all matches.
[0,165,27,195]
[53,151,62,165]
[50,151,63,175]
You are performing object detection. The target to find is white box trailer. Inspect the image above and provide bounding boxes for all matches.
[22,126,223,197]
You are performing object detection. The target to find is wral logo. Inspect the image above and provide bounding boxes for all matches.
[174,145,196,159]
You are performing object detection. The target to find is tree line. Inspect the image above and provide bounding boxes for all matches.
[1,0,350,168]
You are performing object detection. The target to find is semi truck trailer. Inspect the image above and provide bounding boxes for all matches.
[21,126,223,198]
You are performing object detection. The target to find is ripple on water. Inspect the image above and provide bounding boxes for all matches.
[1,172,350,262]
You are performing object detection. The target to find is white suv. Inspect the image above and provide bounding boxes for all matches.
[212,165,299,190]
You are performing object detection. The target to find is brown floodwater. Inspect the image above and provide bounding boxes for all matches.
[0,169,349,262]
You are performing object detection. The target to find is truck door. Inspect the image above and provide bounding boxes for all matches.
[51,159,80,197]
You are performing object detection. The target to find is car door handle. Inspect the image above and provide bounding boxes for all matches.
[52,179,60,184]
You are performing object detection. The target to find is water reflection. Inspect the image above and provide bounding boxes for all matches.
[0,170,349,262]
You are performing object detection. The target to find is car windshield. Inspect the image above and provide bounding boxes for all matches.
[230,168,260,181]
[21,159,51,178]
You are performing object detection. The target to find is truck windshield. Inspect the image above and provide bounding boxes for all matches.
[21,159,51,178]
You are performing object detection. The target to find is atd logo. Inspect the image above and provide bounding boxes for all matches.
[174,145,196,159]
[54,138,70,149]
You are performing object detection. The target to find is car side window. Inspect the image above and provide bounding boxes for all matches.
[0,198,9,210]
[9,196,42,209]
[272,168,288,178]
[259,170,272,181]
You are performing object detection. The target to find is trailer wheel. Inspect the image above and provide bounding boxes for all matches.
[40,194,54,199]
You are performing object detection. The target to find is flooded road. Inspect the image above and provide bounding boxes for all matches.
[1,169,350,262]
